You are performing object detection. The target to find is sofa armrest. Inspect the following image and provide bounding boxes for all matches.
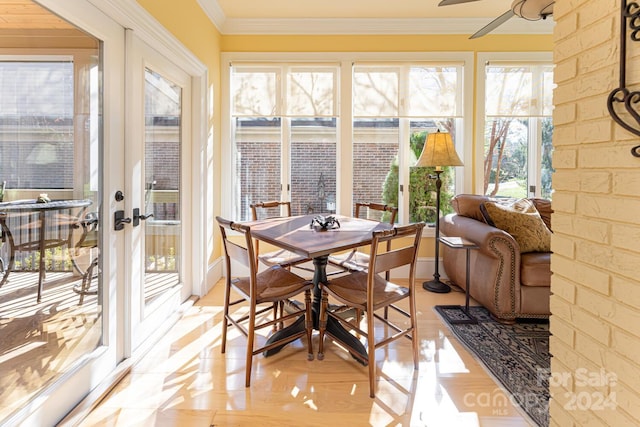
[439,213,522,321]
[440,213,517,253]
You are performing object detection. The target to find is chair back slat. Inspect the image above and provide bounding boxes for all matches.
[354,202,398,224]
[217,216,256,273]
[373,246,416,274]
[224,239,252,269]
[370,223,424,275]
[250,201,292,221]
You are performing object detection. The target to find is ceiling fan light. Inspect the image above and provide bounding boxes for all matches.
[511,0,554,21]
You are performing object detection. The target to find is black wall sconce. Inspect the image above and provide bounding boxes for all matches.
[607,0,640,157]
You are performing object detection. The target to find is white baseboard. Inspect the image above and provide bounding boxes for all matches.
[205,258,224,294]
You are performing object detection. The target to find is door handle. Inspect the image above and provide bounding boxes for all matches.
[132,208,154,227]
[114,210,131,231]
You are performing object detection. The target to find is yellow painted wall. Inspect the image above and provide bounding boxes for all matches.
[550,1,640,425]
[221,33,553,53]
[136,0,223,262]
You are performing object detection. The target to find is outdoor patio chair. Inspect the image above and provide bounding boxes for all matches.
[71,211,99,304]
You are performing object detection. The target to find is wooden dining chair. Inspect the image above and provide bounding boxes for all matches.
[328,202,398,273]
[216,216,314,387]
[250,201,313,272]
[317,222,425,398]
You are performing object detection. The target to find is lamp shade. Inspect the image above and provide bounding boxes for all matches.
[415,130,463,169]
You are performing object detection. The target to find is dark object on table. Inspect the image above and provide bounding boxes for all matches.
[310,215,340,231]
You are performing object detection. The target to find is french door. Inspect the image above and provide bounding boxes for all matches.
[125,30,193,353]
[4,1,204,424]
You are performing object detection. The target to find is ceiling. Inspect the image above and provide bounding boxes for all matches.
[0,0,554,36]
[0,0,73,29]
[203,0,554,36]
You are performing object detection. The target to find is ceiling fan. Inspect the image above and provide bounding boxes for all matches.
[439,0,555,39]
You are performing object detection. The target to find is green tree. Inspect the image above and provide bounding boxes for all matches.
[382,130,456,224]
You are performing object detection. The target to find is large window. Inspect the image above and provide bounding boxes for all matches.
[479,55,554,199]
[230,65,338,221]
[225,55,470,224]
[353,64,463,223]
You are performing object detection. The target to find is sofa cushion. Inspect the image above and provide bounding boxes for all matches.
[451,194,489,222]
[480,198,552,253]
[520,252,552,287]
[530,198,553,231]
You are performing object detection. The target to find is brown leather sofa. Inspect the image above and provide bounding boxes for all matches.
[439,194,552,323]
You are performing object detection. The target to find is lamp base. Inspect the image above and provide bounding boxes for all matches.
[422,278,451,293]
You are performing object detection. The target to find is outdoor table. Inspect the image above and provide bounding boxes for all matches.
[0,199,92,302]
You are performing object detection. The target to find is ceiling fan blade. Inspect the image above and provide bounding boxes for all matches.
[469,10,515,39]
[438,0,481,6]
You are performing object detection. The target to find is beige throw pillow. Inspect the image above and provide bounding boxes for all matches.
[480,199,551,253]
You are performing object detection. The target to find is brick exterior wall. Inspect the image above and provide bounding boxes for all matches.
[551,2,640,425]
[236,139,397,221]
[353,142,398,220]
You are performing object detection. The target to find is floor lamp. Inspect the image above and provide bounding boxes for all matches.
[415,130,463,293]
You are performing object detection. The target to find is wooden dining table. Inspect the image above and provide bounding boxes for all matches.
[245,214,392,363]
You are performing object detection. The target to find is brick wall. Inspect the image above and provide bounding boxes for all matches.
[353,142,398,220]
[550,1,640,425]
[237,138,397,221]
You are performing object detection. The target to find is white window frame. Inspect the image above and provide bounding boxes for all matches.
[221,52,473,230]
[475,52,554,197]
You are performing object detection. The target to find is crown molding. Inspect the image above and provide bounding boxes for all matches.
[197,0,553,36]
[86,0,206,73]
[219,17,554,35]
[197,0,226,32]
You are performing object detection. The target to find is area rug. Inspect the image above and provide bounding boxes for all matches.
[434,305,550,427]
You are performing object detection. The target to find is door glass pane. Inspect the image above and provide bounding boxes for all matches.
[353,67,399,117]
[353,64,463,222]
[483,63,554,199]
[143,68,181,307]
[409,119,458,223]
[233,117,282,221]
[483,117,529,198]
[353,119,399,218]
[0,5,102,421]
[290,118,336,215]
[541,117,554,199]
[287,69,336,117]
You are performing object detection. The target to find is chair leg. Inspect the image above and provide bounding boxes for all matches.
[245,304,256,387]
[409,296,420,370]
[317,287,329,360]
[78,258,97,304]
[304,289,314,361]
[272,302,280,332]
[221,283,231,354]
[367,310,376,398]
